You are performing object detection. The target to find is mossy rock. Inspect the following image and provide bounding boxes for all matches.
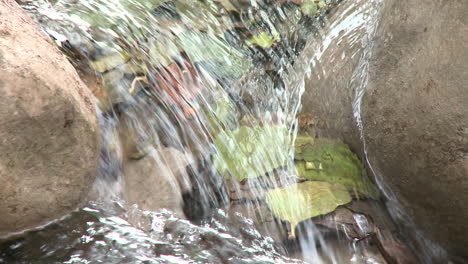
[295,137,380,199]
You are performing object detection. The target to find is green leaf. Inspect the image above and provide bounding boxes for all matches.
[204,92,238,134]
[177,31,252,80]
[301,2,318,16]
[265,181,352,235]
[300,0,328,16]
[246,31,280,48]
[295,137,380,199]
[318,0,327,8]
[89,51,131,73]
[213,126,291,181]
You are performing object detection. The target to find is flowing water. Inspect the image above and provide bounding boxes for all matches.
[0,0,433,263]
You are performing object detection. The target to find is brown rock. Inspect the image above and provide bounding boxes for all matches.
[122,147,194,217]
[0,0,98,237]
[299,0,468,260]
[362,0,468,259]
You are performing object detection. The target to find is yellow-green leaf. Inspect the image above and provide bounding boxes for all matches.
[265,181,352,234]
[246,32,280,48]
[301,2,318,16]
[317,0,327,8]
[89,52,131,73]
[213,126,291,181]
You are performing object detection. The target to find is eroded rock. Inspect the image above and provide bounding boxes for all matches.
[0,0,98,237]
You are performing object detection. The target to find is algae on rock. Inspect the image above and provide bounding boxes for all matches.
[295,137,380,199]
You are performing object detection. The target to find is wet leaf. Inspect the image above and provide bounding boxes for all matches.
[246,31,280,48]
[213,126,291,181]
[317,0,327,8]
[177,31,252,80]
[300,0,327,16]
[301,2,318,16]
[89,52,131,73]
[295,137,380,199]
[205,92,238,134]
[265,181,352,236]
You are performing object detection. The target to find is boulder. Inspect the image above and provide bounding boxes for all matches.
[298,0,373,154]
[299,0,468,260]
[361,0,468,259]
[0,0,98,237]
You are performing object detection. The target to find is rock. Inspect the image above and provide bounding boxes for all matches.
[298,0,374,154]
[298,0,467,260]
[361,0,468,259]
[0,0,98,237]
[228,202,289,243]
[122,147,194,217]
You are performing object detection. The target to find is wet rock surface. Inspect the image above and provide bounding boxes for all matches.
[299,0,468,260]
[362,0,468,260]
[0,0,98,237]
[298,0,374,154]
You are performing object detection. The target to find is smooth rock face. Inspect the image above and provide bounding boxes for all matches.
[299,0,374,154]
[0,0,98,237]
[362,0,468,259]
[299,0,468,260]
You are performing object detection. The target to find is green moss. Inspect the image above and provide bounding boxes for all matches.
[295,137,380,199]
[294,135,315,153]
[204,92,238,135]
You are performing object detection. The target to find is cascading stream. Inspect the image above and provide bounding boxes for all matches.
[0,0,428,263]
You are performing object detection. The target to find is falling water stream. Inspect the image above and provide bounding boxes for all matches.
[0,0,433,263]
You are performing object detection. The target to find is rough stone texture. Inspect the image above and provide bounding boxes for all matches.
[299,0,468,260]
[361,0,468,259]
[0,0,98,237]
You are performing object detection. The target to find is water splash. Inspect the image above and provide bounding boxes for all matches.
[2,0,422,263]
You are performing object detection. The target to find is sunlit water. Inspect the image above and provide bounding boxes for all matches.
[0,0,435,263]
